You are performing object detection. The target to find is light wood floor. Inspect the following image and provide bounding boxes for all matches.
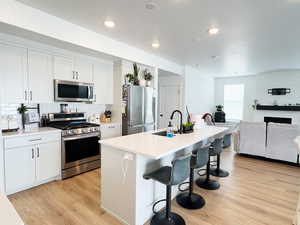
[9,150,300,225]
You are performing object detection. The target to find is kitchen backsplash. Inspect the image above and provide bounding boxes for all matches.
[0,103,106,131]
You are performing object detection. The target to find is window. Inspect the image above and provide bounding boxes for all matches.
[224,84,244,120]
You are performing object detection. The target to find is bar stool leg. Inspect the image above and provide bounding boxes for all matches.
[151,185,186,225]
[176,168,205,209]
[196,156,220,190]
[210,154,229,177]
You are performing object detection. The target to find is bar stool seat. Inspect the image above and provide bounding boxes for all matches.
[210,133,231,177]
[143,154,191,225]
[176,143,210,210]
[196,137,223,190]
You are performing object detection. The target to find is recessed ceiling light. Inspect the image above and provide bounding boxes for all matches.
[152,41,160,48]
[104,20,115,28]
[208,27,219,35]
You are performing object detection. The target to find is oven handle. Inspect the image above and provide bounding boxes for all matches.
[62,132,101,141]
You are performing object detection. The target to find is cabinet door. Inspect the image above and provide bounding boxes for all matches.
[28,49,53,103]
[5,146,36,194]
[93,61,113,104]
[53,55,74,81]
[74,57,93,83]
[0,43,27,103]
[36,141,60,182]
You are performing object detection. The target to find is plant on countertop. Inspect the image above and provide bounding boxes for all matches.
[143,69,153,81]
[17,105,28,114]
[125,73,135,84]
[216,105,224,112]
[183,106,195,133]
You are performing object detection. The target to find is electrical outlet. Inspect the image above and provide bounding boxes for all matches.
[124,153,134,160]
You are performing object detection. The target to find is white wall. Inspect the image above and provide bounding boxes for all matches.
[215,70,300,122]
[0,0,183,75]
[185,66,215,115]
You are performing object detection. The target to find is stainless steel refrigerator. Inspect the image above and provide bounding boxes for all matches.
[122,85,155,135]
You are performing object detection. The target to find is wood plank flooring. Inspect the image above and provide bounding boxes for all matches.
[9,150,300,225]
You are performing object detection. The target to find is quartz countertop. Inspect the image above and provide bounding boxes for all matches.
[0,193,24,225]
[100,126,228,159]
[2,127,61,138]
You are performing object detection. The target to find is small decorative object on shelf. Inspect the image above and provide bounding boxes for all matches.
[143,69,153,87]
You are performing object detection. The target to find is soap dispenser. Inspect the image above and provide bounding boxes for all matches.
[167,121,174,138]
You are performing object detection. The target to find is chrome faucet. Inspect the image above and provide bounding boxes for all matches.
[170,110,183,134]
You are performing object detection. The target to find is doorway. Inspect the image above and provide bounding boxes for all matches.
[158,69,184,129]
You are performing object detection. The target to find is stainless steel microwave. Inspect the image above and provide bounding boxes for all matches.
[54,80,94,102]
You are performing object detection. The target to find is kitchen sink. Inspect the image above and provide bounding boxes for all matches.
[152,130,178,136]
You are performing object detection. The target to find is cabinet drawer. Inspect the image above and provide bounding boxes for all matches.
[4,132,61,149]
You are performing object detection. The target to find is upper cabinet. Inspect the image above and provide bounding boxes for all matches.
[28,49,53,103]
[53,55,93,83]
[53,55,74,81]
[93,60,114,104]
[0,43,28,104]
[0,39,113,105]
[74,56,93,83]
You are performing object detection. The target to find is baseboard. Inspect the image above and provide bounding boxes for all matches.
[238,153,299,166]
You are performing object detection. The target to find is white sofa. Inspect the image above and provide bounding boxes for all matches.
[266,123,300,163]
[239,121,266,157]
[239,121,300,163]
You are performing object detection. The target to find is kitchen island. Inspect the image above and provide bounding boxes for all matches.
[100,126,228,225]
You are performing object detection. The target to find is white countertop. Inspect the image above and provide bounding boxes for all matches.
[2,127,61,138]
[100,126,228,159]
[0,193,24,225]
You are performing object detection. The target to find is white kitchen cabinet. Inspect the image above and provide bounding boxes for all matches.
[101,123,122,139]
[53,55,74,81]
[28,49,53,103]
[93,61,114,104]
[36,141,60,182]
[0,43,27,103]
[5,146,36,194]
[74,56,93,83]
[4,131,61,194]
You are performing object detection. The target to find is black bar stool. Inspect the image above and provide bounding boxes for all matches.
[210,134,231,177]
[196,138,223,190]
[143,154,191,225]
[176,144,210,210]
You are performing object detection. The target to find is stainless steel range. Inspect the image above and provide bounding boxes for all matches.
[48,112,101,179]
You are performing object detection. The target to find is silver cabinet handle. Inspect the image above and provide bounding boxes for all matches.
[37,147,40,158]
[25,90,27,101]
[76,72,79,80]
[30,91,32,101]
[32,149,34,159]
[29,138,42,142]
[72,71,75,79]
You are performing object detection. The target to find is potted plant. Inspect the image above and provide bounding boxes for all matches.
[182,121,195,133]
[17,105,28,129]
[216,105,224,112]
[182,106,195,133]
[125,73,134,85]
[143,69,153,87]
[132,63,140,86]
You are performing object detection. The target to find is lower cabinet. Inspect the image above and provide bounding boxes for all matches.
[4,140,61,195]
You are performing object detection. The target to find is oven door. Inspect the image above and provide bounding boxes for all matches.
[55,80,94,102]
[62,133,100,169]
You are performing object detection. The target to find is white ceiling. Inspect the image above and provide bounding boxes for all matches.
[16,0,300,77]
